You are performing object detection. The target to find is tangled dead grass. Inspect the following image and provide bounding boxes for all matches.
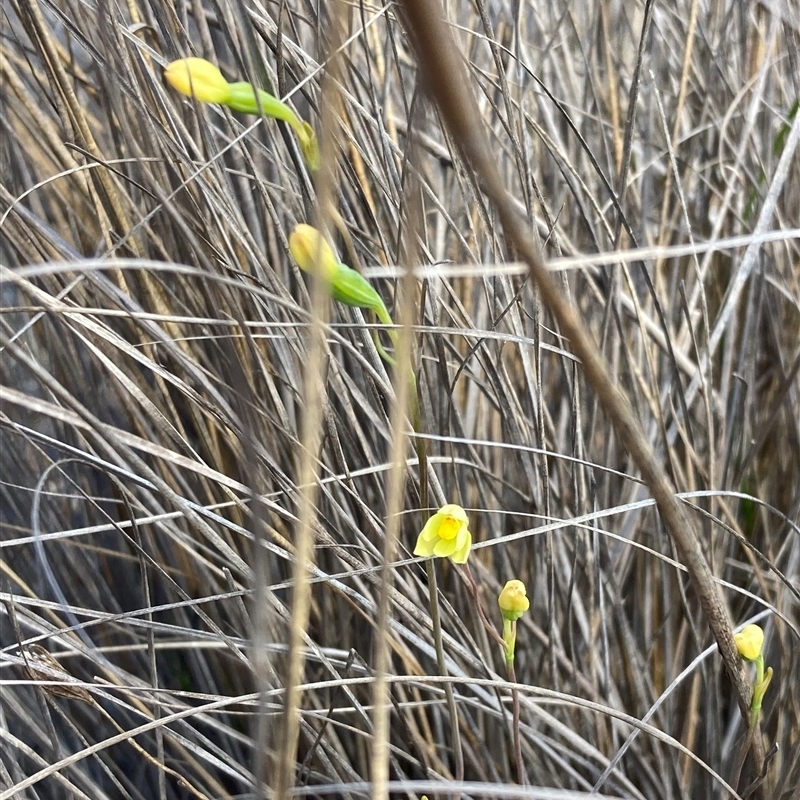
[1,0,799,797]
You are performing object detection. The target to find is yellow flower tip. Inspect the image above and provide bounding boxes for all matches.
[164,58,231,105]
[499,579,530,621]
[298,122,320,171]
[734,624,764,661]
[288,224,340,282]
[413,504,472,564]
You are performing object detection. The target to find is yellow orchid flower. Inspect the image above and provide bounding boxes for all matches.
[734,624,764,662]
[288,224,385,310]
[288,224,398,365]
[498,578,529,666]
[733,623,774,721]
[498,579,530,621]
[413,504,472,564]
[164,58,319,171]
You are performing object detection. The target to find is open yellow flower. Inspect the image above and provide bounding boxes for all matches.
[498,579,530,621]
[164,58,231,104]
[734,624,764,662]
[413,504,471,564]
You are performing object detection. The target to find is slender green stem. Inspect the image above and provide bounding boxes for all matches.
[462,564,524,782]
[503,619,515,667]
[369,299,399,367]
[732,657,773,792]
[501,618,524,784]
[426,559,463,797]
[224,84,319,170]
[754,655,764,695]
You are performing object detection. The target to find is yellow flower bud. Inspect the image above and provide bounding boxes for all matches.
[164,58,231,105]
[734,624,764,662]
[288,224,341,283]
[413,504,472,564]
[164,59,319,170]
[498,580,530,621]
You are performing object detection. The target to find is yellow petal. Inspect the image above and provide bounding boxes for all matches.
[413,533,437,558]
[433,536,456,558]
[450,530,472,564]
[419,514,441,542]
[453,525,469,554]
[439,503,468,522]
[164,58,231,104]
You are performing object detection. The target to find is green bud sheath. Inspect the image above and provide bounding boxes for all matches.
[331,265,387,314]
[225,83,287,120]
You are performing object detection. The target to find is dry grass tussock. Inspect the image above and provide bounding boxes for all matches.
[1,0,799,797]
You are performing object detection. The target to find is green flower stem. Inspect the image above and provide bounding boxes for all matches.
[372,299,398,365]
[462,565,524,784]
[502,618,524,783]
[754,655,764,705]
[732,652,773,791]
[426,558,463,797]
[363,293,397,368]
[502,618,516,668]
[382,291,419,446]
[323,263,398,367]
[226,84,319,170]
